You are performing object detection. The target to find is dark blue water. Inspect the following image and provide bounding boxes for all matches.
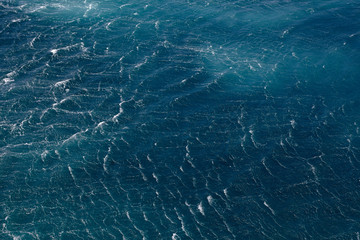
[1,0,360,239]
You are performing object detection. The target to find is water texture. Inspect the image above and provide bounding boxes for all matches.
[1,0,360,239]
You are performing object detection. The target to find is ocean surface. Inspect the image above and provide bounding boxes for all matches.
[1,0,360,239]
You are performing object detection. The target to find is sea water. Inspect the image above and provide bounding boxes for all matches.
[1,0,360,239]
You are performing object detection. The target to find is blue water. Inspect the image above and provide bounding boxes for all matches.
[1,0,360,239]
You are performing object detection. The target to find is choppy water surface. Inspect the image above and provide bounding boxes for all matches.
[1,0,360,239]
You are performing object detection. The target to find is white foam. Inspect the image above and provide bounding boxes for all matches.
[172,233,180,240]
[103,147,111,173]
[249,129,259,148]
[126,211,146,240]
[54,79,70,88]
[195,137,204,145]
[80,42,88,52]
[175,208,191,238]
[143,212,149,222]
[206,195,235,238]
[290,119,296,129]
[281,29,289,38]
[7,70,16,78]
[207,195,213,205]
[50,43,79,55]
[96,121,106,128]
[11,18,23,23]
[103,154,109,173]
[350,32,360,38]
[62,129,87,145]
[50,49,58,55]
[119,4,131,9]
[263,201,275,215]
[185,144,190,153]
[68,165,77,183]
[112,97,127,122]
[134,57,148,69]
[2,78,14,84]
[112,112,121,122]
[100,180,116,203]
[261,157,274,177]
[224,188,229,199]
[155,20,160,30]
[249,64,256,71]
[140,169,148,182]
[164,211,175,224]
[41,150,49,162]
[308,162,318,181]
[83,3,97,17]
[186,159,196,168]
[106,20,114,30]
[152,173,159,183]
[54,150,60,158]
[29,35,38,48]
[197,201,205,216]
[28,5,46,13]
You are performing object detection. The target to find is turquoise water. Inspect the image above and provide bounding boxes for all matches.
[1,0,360,239]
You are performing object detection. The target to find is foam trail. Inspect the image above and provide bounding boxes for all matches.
[68,165,78,186]
[207,195,236,239]
[126,211,146,240]
[175,208,192,239]
[264,201,275,215]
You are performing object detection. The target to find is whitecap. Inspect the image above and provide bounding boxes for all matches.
[172,233,180,240]
[95,121,106,129]
[11,19,22,23]
[134,57,149,69]
[106,20,114,30]
[54,79,71,88]
[2,78,14,84]
[50,49,58,55]
[152,173,159,183]
[155,20,160,30]
[207,195,213,205]
[350,32,360,38]
[223,188,229,199]
[29,36,37,48]
[41,150,49,162]
[197,201,205,216]
[290,119,296,129]
[263,201,275,215]
[2,71,18,84]
[6,71,16,78]
[249,64,256,71]
[175,208,191,238]
[50,43,80,55]
[103,146,111,173]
